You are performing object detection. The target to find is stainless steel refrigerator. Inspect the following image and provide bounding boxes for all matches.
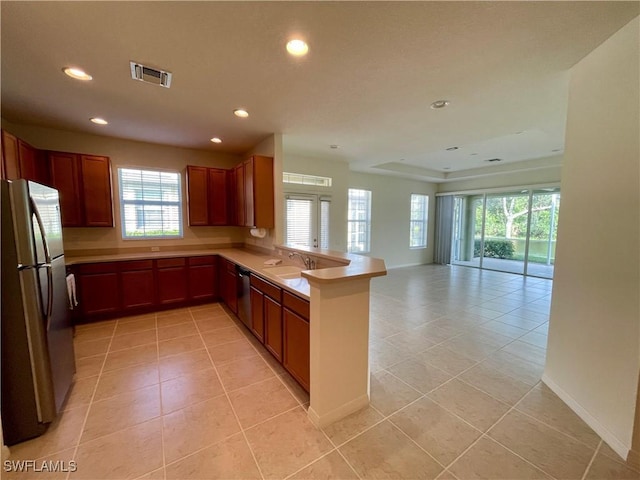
[1,179,75,445]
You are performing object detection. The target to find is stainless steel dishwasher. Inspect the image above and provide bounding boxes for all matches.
[236,266,251,329]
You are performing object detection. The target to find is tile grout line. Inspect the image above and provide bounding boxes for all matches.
[65,316,119,480]
[153,313,168,480]
[190,306,267,480]
[581,440,602,480]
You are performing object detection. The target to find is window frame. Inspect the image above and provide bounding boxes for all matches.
[347,188,372,253]
[409,193,429,249]
[118,167,184,240]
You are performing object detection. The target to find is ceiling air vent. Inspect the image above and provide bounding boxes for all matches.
[485,158,502,163]
[130,61,172,88]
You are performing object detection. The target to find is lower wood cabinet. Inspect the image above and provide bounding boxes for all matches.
[119,260,154,310]
[283,291,310,391]
[250,287,265,342]
[77,263,119,317]
[156,258,188,305]
[188,256,217,301]
[264,296,283,362]
[74,255,219,321]
[222,260,238,314]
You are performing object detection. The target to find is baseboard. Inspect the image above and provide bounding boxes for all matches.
[387,262,431,270]
[307,394,369,429]
[542,374,630,460]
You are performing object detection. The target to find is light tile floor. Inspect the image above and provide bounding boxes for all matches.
[5,265,639,479]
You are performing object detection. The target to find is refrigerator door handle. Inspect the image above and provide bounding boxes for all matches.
[31,197,54,327]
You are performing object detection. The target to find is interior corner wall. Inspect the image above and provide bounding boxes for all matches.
[544,16,639,458]
[281,153,350,253]
[349,172,437,268]
[1,119,245,251]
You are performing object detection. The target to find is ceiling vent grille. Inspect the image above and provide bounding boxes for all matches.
[485,158,502,163]
[130,61,172,88]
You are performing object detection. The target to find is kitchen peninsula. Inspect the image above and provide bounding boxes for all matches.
[67,245,387,427]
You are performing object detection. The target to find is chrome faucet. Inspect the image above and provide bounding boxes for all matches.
[288,252,315,270]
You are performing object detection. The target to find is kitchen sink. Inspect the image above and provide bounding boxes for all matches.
[262,265,303,279]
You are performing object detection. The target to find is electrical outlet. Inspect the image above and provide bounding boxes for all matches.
[151,247,160,252]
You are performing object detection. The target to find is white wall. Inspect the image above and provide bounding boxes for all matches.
[544,17,639,459]
[282,154,350,252]
[1,120,245,252]
[349,172,437,268]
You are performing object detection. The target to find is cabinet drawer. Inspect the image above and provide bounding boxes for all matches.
[78,262,117,274]
[118,260,153,271]
[251,274,282,302]
[188,255,216,266]
[156,257,186,268]
[283,291,309,320]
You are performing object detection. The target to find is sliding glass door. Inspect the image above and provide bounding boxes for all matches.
[451,187,560,279]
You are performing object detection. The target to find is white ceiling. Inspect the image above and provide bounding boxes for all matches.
[1,2,638,182]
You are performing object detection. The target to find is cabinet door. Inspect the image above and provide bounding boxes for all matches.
[234,163,245,226]
[2,131,20,180]
[80,155,113,227]
[208,168,228,225]
[121,270,155,310]
[243,158,254,227]
[17,140,42,183]
[224,270,238,313]
[49,152,82,227]
[252,156,274,228]
[250,287,265,343]
[265,296,283,362]
[188,264,216,301]
[78,272,120,316]
[157,266,188,305]
[187,165,209,226]
[283,308,310,391]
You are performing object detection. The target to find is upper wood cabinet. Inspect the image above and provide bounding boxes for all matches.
[49,152,82,227]
[81,155,113,227]
[48,151,114,227]
[18,140,49,185]
[234,155,274,228]
[2,131,21,180]
[1,131,48,184]
[208,168,228,226]
[186,166,209,226]
[186,165,229,226]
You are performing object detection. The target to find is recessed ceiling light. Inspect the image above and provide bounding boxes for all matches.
[210,137,222,144]
[430,100,450,109]
[446,146,459,151]
[63,67,93,81]
[233,109,249,118]
[329,145,340,149]
[286,39,309,57]
[90,117,108,125]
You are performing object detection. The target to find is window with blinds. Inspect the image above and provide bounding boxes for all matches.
[284,194,330,249]
[347,189,371,253]
[118,168,183,239]
[410,193,429,248]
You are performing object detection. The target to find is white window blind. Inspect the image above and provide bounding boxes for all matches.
[283,172,332,187]
[285,194,331,248]
[410,193,428,248]
[118,168,183,239]
[285,196,314,247]
[347,189,371,253]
